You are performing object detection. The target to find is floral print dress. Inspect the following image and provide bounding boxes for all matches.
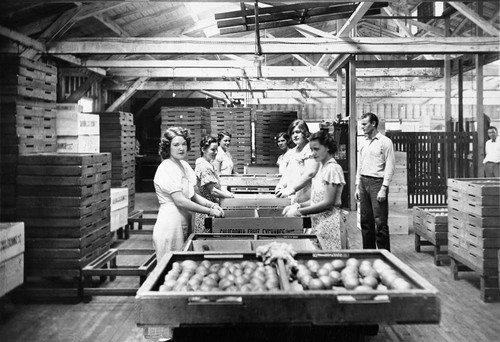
[194,157,221,233]
[310,158,345,250]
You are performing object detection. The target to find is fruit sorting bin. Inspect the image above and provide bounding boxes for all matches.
[183,233,323,252]
[136,250,440,332]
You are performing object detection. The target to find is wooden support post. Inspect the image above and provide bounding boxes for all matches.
[348,61,357,211]
[458,58,463,132]
[476,2,485,178]
[444,16,452,179]
[337,69,343,116]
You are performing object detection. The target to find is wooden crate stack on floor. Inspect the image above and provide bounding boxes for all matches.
[0,55,58,221]
[388,151,409,234]
[253,110,297,165]
[0,222,25,298]
[210,108,252,173]
[160,107,210,169]
[14,153,112,300]
[98,112,136,214]
[413,206,449,265]
[447,178,500,302]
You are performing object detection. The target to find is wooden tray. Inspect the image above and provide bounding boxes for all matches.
[183,233,322,252]
[205,217,310,234]
[136,250,440,328]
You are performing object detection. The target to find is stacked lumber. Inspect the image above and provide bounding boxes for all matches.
[253,110,296,165]
[0,222,25,297]
[160,107,210,169]
[388,151,409,234]
[15,153,112,299]
[210,108,252,173]
[56,103,100,153]
[98,111,136,213]
[447,178,500,302]
[0,56,57,221]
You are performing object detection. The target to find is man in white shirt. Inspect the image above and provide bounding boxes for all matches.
[355,113,396,251]
[484,126,500,177]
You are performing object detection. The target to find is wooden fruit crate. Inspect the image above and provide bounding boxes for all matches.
[97,111,134,125]
[206,214,311,234]
[220,196,290,209]
[183,233,323,252]
[447,178,500,197]
[136,250,440,332]
[0,55,57,82]
[0,84,57,101]
[219,174,281,188]
[413,206,449,265]
[0,222,25,264]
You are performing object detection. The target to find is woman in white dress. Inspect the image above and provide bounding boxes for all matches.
[153,127,224,262]
[275,120,320,204]
[275,131,293,175]
[283,130,345,250]
[213,131,236,175]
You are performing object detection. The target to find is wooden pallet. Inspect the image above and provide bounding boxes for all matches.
[82,248,156,298]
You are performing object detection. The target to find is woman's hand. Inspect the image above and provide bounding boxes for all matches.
[276,187,295,198]
[283,204,301,217]
[209,207,224,218]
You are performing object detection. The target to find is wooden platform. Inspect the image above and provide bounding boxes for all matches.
[0,193,499,342]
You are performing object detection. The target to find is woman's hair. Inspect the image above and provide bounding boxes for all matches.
[158,127,191,159]
[274,131,292,148]
[309,130,338,154]
[217,131,232,143]
[288,119,311,140]
[199,136,218,156]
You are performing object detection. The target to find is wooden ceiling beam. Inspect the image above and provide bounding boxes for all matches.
[107,66,330,78]
[448,1,500,36]
[106,76,148,112]
[46,37,500,54]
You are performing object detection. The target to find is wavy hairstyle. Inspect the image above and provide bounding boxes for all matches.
[288,119,311,140]
[217,131,232,144]
[199,135,218,156]
[158,127,191,160]
[309,130,337,155]
[274,131,293,148]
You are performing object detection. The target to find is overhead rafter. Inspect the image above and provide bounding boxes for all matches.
[46,37,500,55]
[448,1,500,36]
[106,77,149,112]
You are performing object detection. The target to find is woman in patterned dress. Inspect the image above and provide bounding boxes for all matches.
[194,136,234,233]
[283,130,345,250]
[152,127,225,262]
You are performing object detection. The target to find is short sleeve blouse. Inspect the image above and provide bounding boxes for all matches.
[153,159,196,204]
[214,146,234,175]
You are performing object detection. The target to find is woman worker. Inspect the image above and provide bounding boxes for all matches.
[283,130,345,250]
[213,131,236,175]
[275,119,320,204]
[194,136,235,233]
[152,127,224,261]
[275,131,293,175]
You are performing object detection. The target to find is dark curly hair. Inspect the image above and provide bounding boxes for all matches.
[158,127,191,160]
[274,132,293,149]
[217,131,232,144]
[309,130,337,155]
[200,136,218,156]
[361,112,379,128]
[288,119,311,140]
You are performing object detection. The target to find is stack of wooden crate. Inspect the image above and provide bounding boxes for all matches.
[99,111,136,213]
[56,103,100,153]
[0,56,58,221]
[0,222,25,298]
[15,153,112,299]
[388,151,409,234]
[210,108,252,173]
[160,107,210,169]
[413,206,449,265]
[253,110,297,165]
[447,178,500,302]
